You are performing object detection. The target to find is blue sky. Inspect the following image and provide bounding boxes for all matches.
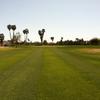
[0,0,100,42]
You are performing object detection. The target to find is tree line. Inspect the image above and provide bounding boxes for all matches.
[0,24,100,46]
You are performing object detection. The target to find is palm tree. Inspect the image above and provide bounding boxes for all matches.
[0,33,4,46]
[23,28,29,43]
[25,29,29,42]
[76,38,79,41]
[50,37,54,42]
[38,30,42,43]
[23,29,26,42]
[61,37,63,41]
[60,37,63,45]
[23,29,26,34]
[38,29,45,44]
[11,25,16,41]
[42,29,45,35]
[7,24,12,40]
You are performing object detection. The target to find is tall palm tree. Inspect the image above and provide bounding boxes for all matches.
[38,29,45,44]
[76,38,79,41]
[25,28,29,42]
[25,28,29,35]
[42,29,45,35]
[11,25,16,41]
[38,30,42,43]
[50,37,54,42]
[0,33,4,46]
[23,29,26,42]
[23,28,29,43]
[60,37,63,45]
[61,37,63,41]
[7,24,12,40]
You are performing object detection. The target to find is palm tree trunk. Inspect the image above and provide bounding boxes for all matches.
[12,31,14,44]
[0,40,2,46]
[9,31,11,40]
[13,31,14,39]
[25,34,28,43]
[9,31,12,41]
[40,37,42,45]
[26,34,27,42]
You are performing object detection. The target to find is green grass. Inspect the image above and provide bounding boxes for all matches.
[0,46,100,100]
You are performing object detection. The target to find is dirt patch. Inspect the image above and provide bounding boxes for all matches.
[79,48,100,53]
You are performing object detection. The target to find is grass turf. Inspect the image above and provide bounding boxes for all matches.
[0,46,100,100]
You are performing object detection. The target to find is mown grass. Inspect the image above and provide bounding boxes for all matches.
[0,46,100,100]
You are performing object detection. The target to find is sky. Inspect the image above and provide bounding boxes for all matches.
[0,0,100,42]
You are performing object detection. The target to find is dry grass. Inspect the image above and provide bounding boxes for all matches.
[0,47,15,51]
[79,48,100,53]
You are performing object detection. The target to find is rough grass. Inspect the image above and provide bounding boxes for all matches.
[0,46,100,100]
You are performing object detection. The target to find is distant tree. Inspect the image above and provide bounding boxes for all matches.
[60,37,63,45]
[7,24,12,40]
[43,40,48,45]
[25,29,29,43]
[75,38,85,45]
[38,30,42,43]
[50,37,54,42]
[11,25,16,43]
[23,29,26,35]
[23,28,29,43]
[75,38,79,41]
[75,38,79,45]
[89,38,100,45]
[42,29,45,34]
[61,37,63,41]
[0,33,4,46]
[38,29,45,44]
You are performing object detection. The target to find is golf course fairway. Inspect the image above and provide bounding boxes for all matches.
[0,46,100,100]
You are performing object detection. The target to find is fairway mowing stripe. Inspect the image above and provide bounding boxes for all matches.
[38,47,100,100]
[63,48,100,85]
[53,47,100,87]
[0,48,44,99]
